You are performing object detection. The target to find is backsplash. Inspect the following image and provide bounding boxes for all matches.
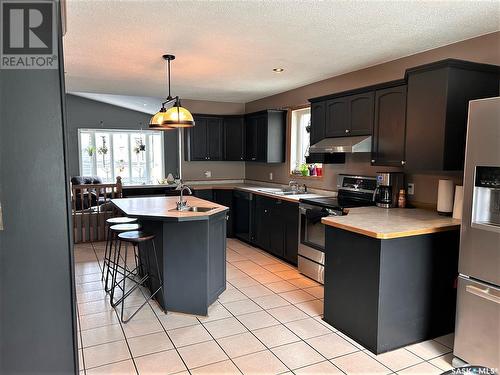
[244,153,464,207]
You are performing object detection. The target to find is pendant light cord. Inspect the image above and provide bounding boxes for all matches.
[166,58,172,100]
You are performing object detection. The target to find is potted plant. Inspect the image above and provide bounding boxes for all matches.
[85,145,96,157]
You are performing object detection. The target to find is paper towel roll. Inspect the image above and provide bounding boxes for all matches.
[437,179,454,215]
[453,185,464,220]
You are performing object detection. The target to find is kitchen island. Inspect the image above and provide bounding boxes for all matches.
[322,207,460,354]
[112,196,228,316]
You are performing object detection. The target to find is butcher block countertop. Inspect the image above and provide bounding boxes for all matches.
[322,206,460,239]
[112,196,228,221]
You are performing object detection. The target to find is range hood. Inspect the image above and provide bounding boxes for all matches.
[309,135,372,154]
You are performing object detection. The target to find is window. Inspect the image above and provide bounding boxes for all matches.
[78,129,164,185]
[290,107,322,176]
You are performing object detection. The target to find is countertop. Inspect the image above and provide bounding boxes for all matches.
[322,206,460,239]
[191,183,332,203]
[112,196,228,221]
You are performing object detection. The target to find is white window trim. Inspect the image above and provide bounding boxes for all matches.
[78,128,165,185]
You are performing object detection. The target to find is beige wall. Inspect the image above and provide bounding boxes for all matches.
[181,99,246,180]
[243,32,500,206]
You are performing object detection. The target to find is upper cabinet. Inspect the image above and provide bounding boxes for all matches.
[184,115,224,161]
[405,60,499,170]
[223,116,245,161]
[311,91,374,142]
[245,110,286,163]
[309,59,499,171]
[371,85,407,167]
[349,92,375,136]
[310,101,326,145]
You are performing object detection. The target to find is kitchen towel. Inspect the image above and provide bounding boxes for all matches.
[453,185,464,220]
[437,179,455,216]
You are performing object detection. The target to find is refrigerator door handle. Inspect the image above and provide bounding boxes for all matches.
[466,284,500,305]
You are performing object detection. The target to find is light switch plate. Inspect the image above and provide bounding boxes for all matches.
[204,170,212,178]
[269,172,273,180]
[407,183,415,195]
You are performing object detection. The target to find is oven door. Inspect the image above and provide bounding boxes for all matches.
[298,204,327,259]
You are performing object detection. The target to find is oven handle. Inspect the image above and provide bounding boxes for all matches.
[466,285,500,305]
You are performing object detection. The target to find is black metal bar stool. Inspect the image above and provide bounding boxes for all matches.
[102,217,138,288]
[106,222,142,295]
[110,231,163,323]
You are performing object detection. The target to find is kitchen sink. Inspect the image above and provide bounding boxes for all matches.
[257,188,306,196]
[185,206,217,212]
[169,206,217,212]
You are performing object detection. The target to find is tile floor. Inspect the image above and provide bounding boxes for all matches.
[75,238,455,375]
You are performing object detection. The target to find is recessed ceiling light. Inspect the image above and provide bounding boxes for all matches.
[273,68,284,73]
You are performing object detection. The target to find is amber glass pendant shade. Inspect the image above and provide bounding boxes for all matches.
[149,108,174,130]
[164,105,195,128]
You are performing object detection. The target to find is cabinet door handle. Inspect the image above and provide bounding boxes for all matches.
[252,157,256,161]
[371,159,375,163]
[345,129,350,134]
[401,160,406,166]
[264,209,268,213]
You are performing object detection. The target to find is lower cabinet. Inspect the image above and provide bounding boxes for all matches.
[213,189,234,238]
[253,195,298,265]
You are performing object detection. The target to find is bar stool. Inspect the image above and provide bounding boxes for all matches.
[111,231,163,323]
[105,222,142,295]
[102,217,138,286]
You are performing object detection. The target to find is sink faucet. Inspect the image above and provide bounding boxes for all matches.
[177,184,192,211]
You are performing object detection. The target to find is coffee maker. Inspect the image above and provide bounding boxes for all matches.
[374,172,405,208]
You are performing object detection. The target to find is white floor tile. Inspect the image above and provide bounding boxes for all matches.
[271,341,324,370]
[252,325,301,348]
[190,359,241,374]
[405,339,452,360]
[237,310,280,331]
[203,317,248,339]
[217,332,266,358]
[285,318,332,340]
[127,331,174,357]
[294,361,344,375]
[232,350,288,375]
[397,361,443,375]
[331,351,392,375]
[306,333,359,359]
[177,340,228,369]
[84,340,130,369]
[168,324,213,347]
[134,349,187,374]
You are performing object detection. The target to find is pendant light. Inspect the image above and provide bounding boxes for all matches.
[149,54,195,129]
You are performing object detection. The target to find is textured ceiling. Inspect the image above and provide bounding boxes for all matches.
[63,0,500,103]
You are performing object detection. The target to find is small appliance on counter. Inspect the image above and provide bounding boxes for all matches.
[374,172,405,208]
[297,174,377,283]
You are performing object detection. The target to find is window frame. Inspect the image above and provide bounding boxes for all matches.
[77,128,165,185]
[288,105,323,179]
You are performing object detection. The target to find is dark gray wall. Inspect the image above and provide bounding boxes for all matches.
[0,4,77,374]
[65,94,179,180]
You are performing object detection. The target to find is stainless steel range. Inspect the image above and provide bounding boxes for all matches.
[298,174,377,283]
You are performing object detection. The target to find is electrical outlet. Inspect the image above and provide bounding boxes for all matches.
[204,170,212,178]
[407,183,415,195]
[269,172,273,180]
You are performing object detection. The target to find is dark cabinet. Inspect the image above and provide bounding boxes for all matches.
[223,116,245,161]
[213,189,234,238]
[192,188,213,202]
[405,61,499,170]
[349,92,375,136]
[245,110,286,163]
[184,115,223,161]
[310,101,326,145]
[312,91,373,142]
[325,98,349,137]
[252,195,298,265]
[371,85,407,167]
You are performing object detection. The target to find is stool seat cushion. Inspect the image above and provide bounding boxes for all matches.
[118,231,156,243]
[106,217,138,225]
[110,223,142,232]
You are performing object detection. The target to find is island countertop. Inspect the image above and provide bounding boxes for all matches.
[322,206,460,239]
[112,196,228,221]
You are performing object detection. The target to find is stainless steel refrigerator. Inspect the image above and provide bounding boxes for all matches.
[454,97,500,369]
